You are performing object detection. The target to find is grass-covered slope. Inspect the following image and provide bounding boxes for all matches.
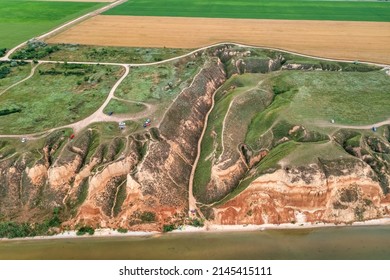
[104,0,390,22]
[194,46,390,205]
[0,0,104,49]
[0,62,121,134]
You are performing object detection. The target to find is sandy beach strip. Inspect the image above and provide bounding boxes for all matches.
[2,218,390,241]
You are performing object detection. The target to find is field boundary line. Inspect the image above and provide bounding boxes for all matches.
[0,0,127,61]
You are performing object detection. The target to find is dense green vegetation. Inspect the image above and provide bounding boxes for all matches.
[0,0,104,49]
[140,211,156,223]
[162,224,176,232]
[0,207,62,239]
[0,61,28,81]
[0,62,31,93]
[11,40,60,60]
[0,66,11,80]
[0,62,121,134]
[0,48,6,57]
[104,0,390,22]
[117,227,128,233]
[76,226,95,236]
[14,43,193,64]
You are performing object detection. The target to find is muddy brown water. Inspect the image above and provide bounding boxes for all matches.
[1,226,390,260]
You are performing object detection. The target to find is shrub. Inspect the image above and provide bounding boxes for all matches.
[339,187,359,203]
[0,222,33,239]
[76,226,95,236]
[140,211,156,223]
[190,218,204,227]
[0,107,22,116]
[0,65,11,79]
[162,224,176,232]
[0,48,7,57]
[117,228,128,233]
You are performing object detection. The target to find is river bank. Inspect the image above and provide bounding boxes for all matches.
[2,217,390,242]
[1,225,390,259]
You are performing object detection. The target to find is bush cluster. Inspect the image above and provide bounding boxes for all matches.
[0,65,11,79]
[76,226,95,236]
[12,42,59,60]
[0,48,6,57]
[0,207,62,239]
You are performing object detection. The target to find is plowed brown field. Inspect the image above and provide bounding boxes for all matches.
[47,15,390,64]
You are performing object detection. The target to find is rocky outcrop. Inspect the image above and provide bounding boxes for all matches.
[0,58,226,231]
[213,159,388,225]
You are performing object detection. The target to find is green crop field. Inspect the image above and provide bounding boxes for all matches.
[0,0,104,50]
[104,0,390,22]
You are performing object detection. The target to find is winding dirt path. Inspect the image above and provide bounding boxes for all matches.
[188,82,225,219]
[111,96,156,113]
[0,62,40,97]
[317,118,390,130]
[219,80,266,161]
[1,41,389,140]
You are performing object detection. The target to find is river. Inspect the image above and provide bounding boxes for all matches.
[1,226,390,259]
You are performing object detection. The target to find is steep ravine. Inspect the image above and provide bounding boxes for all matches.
[0,58,227,231]
[0,46,389,234]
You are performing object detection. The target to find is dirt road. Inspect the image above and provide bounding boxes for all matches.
[0,0,126,61]
[0,62,41,97]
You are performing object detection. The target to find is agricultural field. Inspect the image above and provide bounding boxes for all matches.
[104,0,390,22]
[41,0,113,2]
[48,16,390,64]
[0,0,104,50]
[0,62,122,134]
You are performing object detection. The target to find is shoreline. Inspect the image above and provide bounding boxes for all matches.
[2,217,390,242]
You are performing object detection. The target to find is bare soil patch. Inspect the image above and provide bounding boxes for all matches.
[47,15,390,64]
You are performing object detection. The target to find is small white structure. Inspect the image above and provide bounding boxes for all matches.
[118,121,126,130]
[21,137,27,143]
[331,119,335,124]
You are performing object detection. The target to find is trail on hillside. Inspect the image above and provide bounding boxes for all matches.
[0,62,40,97]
